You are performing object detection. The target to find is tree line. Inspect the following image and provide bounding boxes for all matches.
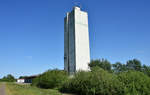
[0,74,16,82]
[89,59,150,77]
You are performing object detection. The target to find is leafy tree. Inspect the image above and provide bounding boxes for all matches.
[142,65,150,77]
[19,76,28,79]
[126,59,142,71]
[112,62,127,73]
[0,74,15,82]
[89,59,112,72]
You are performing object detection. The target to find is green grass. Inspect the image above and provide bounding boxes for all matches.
[5,82,62,95]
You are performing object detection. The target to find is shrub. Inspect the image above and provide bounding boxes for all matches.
[32,69,68,89]
[118,71,150,95]
[60,67,123,95]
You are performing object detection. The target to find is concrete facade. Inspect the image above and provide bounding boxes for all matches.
[64,7,90,74]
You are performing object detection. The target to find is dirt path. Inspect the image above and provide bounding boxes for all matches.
[0,83,6,95]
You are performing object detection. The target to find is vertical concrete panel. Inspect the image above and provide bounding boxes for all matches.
[68,11,76,74]
[64,16,69,72]
[74,9,90,71]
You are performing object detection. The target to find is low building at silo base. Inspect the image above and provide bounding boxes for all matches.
[17,75,39,83]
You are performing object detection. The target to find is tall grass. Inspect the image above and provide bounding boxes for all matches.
[5,83,61,95]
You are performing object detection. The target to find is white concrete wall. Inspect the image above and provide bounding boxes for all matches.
[17,79,25,83]
[74,8,90,71]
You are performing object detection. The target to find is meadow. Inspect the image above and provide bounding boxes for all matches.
[5,82,62,95]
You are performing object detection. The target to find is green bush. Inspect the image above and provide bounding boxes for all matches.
[31,59,150,95]
[32,69,68,89]
[118,71,150,95]
[60,67,150,95]
[60,67,123,95]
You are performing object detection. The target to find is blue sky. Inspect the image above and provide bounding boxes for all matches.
[0,0,150,78]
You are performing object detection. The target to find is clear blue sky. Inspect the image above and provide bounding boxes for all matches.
[0,0,150,78]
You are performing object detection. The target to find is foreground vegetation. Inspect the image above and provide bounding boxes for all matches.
[5,82,62,95]
[32,59,150,95]
[1,59,150,95]
[32,70,68,89]
[60,67,150,95]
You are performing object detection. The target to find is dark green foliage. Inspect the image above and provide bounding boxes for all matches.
[126,59,142,71]
[89,59,112,72]
[142,65,150,77]
[19,76,28,79]
[60,68,150,95]
[118,71,150,95]
[60,67,123,95]
[112,62,127,73]
[0,74,16,82]
[32,69,68,89]
[112,59,150,77]
[31,59,150,95]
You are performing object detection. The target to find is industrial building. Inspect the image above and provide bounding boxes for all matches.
[64,6,90,74]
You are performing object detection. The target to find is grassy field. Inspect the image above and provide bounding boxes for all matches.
[5,82,62,95]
